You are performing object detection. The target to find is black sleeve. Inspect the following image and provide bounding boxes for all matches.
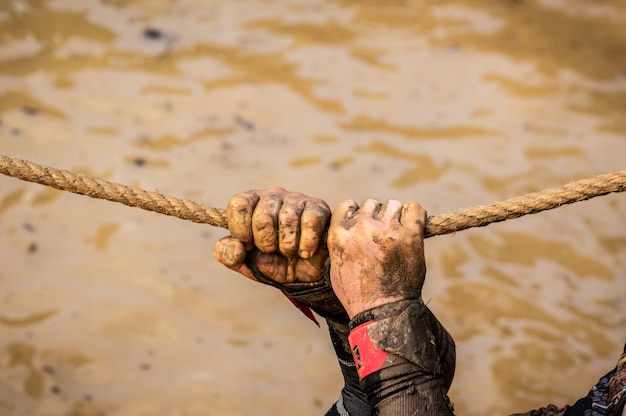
[325,319,373,416]
[511,343,626,416]
[348,299,456,416]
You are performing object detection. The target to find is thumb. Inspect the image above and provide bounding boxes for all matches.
[213,237,257,281]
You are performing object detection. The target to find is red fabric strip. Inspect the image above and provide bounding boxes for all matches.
[348,321,388,380]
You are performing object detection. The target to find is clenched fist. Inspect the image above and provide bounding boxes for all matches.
[214,187,331,285]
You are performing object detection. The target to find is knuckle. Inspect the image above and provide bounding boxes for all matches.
[302,206,328,227]
[228,193,258,217]
[262,187,287,199]
[228,195,249,211]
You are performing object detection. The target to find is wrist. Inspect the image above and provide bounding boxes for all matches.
[348,298,423,329]
[345,295,410,319]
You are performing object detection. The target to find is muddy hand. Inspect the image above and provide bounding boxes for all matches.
[214,187,331,284]
[328,199,427,319]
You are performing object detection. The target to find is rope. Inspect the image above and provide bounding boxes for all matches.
[0,155,228,229]
[1,154,624,237]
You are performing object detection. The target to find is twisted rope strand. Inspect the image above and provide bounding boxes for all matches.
[0,155,228,228]
[1,154,624,237]
[425,170,626,236]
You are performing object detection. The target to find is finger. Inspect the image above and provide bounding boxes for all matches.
[399,201,427,233]
[298,199,331,259]
[331,199,359,226]
[295,251,326,282]
[278,195,306,257]
[214,238,287,283]
[380,199,403,223]
[255,252,292,283]
[251,191,283,253]
[227,191,260,249]
[360,198,383,219]
[213,236,247,267]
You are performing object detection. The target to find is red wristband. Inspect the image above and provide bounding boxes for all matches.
[348,321,403,380]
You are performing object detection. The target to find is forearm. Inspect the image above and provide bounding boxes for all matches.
[325,319,372,416]
[348,300,456,416]
[362,364,453,416]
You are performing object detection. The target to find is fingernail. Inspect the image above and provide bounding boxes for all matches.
[300,250,310,259]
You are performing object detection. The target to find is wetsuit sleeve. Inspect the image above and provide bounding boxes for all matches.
[347,299,456,416]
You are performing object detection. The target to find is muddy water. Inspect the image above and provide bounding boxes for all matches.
[0,0,625,415]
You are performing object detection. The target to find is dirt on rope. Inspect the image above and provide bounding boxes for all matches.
[1,154,625,237]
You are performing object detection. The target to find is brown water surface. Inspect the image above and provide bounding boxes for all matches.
[1,1,625,415]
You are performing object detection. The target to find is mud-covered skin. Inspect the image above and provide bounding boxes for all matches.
[327,198,457,415]
[328,198,427,319]
[214,187,350,323]
[214,187,331,284]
